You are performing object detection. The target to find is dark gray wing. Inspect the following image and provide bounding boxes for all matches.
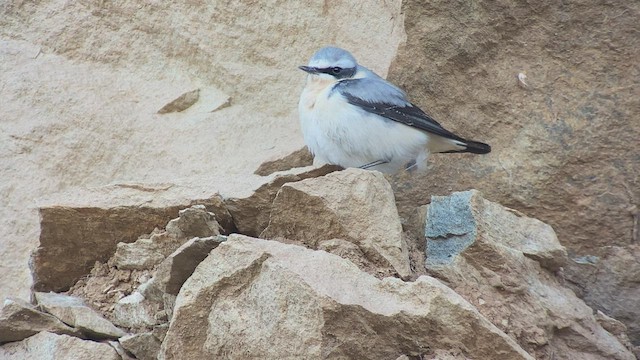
[333,74,467,142]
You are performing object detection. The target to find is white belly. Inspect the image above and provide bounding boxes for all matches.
[299,83,429,173]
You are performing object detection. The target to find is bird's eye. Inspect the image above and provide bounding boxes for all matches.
[331,67,342,74]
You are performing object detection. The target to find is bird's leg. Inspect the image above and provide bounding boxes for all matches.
[359,160,388,169]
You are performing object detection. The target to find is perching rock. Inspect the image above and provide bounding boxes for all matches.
[119,332,162,360]
[261,168,411,278]
[0,331,119,360]
[0,298,79,344]
[160,235,533,359]
[34,292,125,340]
[423,190,634,360]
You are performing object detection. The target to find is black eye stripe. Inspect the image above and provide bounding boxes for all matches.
[317,67,356,78]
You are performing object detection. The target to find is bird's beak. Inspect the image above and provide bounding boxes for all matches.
[299,65,318,74]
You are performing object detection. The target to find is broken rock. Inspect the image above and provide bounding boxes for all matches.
[424,190,634,360]
[34,292,125,340]
[0,298,79,344]
[261,168,411,278]
[112,292,159,330]
[119,332,162,360]
[0,331,119,360]
[146,235,226,296]
[225,164,341,237]
[160,235,532,359]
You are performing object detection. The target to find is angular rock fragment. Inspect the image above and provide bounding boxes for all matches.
[160,235,533,359]
[112,292,159,330]
[0,331,119,360]
[254,146,314,176]
[423,190,634,360]
[225,164,341,236]
[34,292,125,340]
[119,332,161,360]
[0,298,79,344]
[165,205,222,239]
[157,89,200,114]
[112,205,222,271]
[262,168,411,278]
[146,235,226,296]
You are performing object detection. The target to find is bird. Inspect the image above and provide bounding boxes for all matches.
[298,46,491,174]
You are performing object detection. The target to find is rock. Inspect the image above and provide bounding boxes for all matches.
[32,190,231,293]
[564,245,640,344]
[423,190,634,360]
[426,190,567,270]
[111,205,222,271]
[157,89,201,114]
[387,0,638,345]
[32,205,181,293]
[34,292,125,340]
[146,235,226,296]
[0,331,119,360]
[165,205,222,239]
[225,164,342,237]
[119,332,162,360]
[262,168,411,278]
[112,292,159,330]
[160,235,533,359]
[254,146,314,176]
[0,298,79,344]
[108,340,136,360]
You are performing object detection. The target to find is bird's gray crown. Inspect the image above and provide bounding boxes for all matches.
[307,46,358,69]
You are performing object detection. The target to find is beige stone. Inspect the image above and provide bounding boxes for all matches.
[119,332,161,360]
[112,292,159,330]
[146,236,226,296]
[34,292,125,340]
[254,146,314,176]
[423,190,634,360]
[160,235,532,360]
[0,331,119,360]
[262,168,411,278]
[112,205,222,271]
[0,298,80,344]
[225,164,342,237]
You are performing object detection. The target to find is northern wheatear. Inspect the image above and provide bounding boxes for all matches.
[298,46,491,173]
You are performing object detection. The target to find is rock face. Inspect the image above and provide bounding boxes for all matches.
[387,0,639,343]
[161,235,533,360]
[423,190,634,360]
[0,331,120,360]
[262,168,411,278]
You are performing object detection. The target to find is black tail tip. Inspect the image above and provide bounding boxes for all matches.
[465,140,491,154]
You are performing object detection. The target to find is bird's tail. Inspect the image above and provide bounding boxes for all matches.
[442,139,491,154]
